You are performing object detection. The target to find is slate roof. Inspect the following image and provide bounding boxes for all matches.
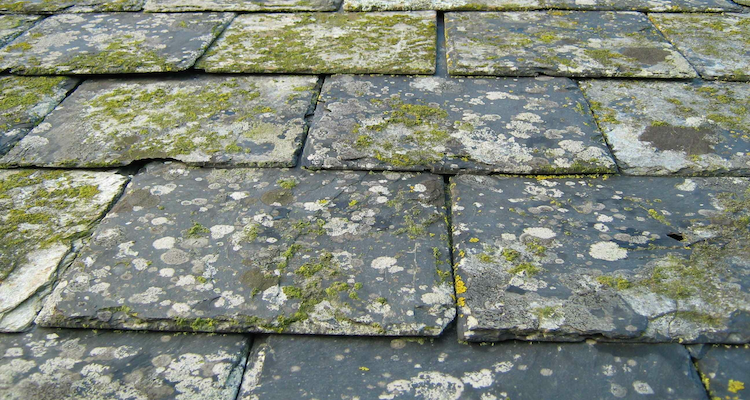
[0,1,749,399]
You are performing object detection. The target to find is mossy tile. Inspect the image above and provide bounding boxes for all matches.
[0,15,40,47]
[0,12,233,75]
[344,0,740,11]
[445,11,697,78]
[0,75,318,168]
[145,0,339,11]
[452,174,750,343]
[344,0,543,11]
[0,0,144,12]
[580,80,750,176]
[302,75,615,174]
[690,344,749,400]
[195,12,436,74]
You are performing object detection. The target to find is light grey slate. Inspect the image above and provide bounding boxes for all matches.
[580,80,750,176]
[451,174,750,343]
[445,11,697,78]
[195,12,436,74]
[0,328,249,399]
[691,344,749,400]
[1,75,319,168]
[302,75,615,174]
[344,0,741,11]
[0,12,233,74]
[0,0,144,12]
[145,0,339,11]
[37,162,455,336]
[0,15,40,47]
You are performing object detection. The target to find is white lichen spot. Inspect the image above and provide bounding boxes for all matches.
[675,179,697,192]
[589,241,628,261]
[128,287,165,304]
[153,236,176,250]
[160,268,175,277]
[210,225,235,239]
[493,361,514,373]
[522,227,556,239]
[633,381,654,395]
[461,369,493,389]
[371,257,403,274]
[323,217,360,237]
[540,368,553,376]
[261,285,287,311]
[413,184,427,193]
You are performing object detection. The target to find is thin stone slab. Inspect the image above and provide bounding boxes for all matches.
[195,12,436,74]
[0,76,78,157]
[691,344,749,400]
[37,162,454,336]
[145,0,339,11]
[0,0,144,12]
[0,170,128,332]
[302,75,615,174]
[0,328,249,399]
[0,13,233,75]
[580,80,750,176]
[0,15,40,47]
[1,75,319,168]
[445,11,697,78]
[344,0,741,11]
[452,174,750,343]
[650,13,750,81]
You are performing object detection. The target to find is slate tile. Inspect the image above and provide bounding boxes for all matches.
[0,0,144,12]
[145,0,339,11]
[451,174,750,343]
[691,344,749,400]
[0,75,318,168]
[37,162,454,336]
[0,76,78,157]
[580,80,750,176]
[0,328,249,399]
[0,170,128,332]
[0,15,40,47]
[195,12,436,74]
[445,11,697,78]
[650,13,750,82]
[344,0,740,11]
[302,75,615,174]
[0,12,233,75]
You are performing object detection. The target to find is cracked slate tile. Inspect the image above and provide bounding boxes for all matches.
[445,11,697,78]
[0,328,249,399]
[0,170,128,332]
[0,76,78,157]
[690,344,749,400]
[36,162,454,336]
[0,15,41,47]
[650,13,750,82]
[580,80,750,176]
[344,0,741,11]
[0,12,233,75]
[451,174,750,343]
[238,326,708,400]
[302,75,615,174]
[0,0,144,12]
[145,0,340,11]
[195,12,436,74]
[0,75,318,168]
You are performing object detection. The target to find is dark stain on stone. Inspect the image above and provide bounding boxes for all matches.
[621,47,671,64]
[640,125,714,155]
[240,268,280,291]
[261,188,293,206]
[112,188,160,213]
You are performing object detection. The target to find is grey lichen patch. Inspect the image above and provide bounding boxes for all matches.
[0,169,128,332]
[145,0,339,11]
[344,0,740,11]
[0,15,40,48]
[445,11,697,78]
[1,75,318,168]
[195,12,436,74]
[452,174,750,343]
[0,328,249,399]
[0,12,232,75]
[302,75,615,174]
[580,80,750,175]
[37,162,454,336]
[650,13,750,81]
[690,344,749,400]
[0,0,144,12]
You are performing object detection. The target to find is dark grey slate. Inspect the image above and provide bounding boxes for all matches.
[343,0,741,11]
[691,344,749,400]
[0,0,144,12]
[0,15,40,47]
[144,0,340,11]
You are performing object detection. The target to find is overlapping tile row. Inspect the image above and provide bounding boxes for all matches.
[0,0,144,13]
[143,0,341,11]
[689,344,749,400]
[344,0,742,11]
[0,14,39,45]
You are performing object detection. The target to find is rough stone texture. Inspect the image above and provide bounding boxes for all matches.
[451,174,750,343]
[0,328,249,399]
[580,80,750,176]
[0,170,128,332]
[344,0,741,11]
[195,12,436,74]
[445,11,697,78]
[650,13,750,82]
[0,76,78,157]
[0,12,233,75]
[145,0,339,11]
[302,75,615,174]
[0,15,40,47]
[37,162,454,336]
[1,75,319,168]
[0,0,144,12]
[691,344,749,400]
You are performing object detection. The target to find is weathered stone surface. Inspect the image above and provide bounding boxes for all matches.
[344,0,740,11]
[0,13,233,74]
[302,75,615,174]
[0,15,40,47]
[37,162,454,336]
[1,75,318,168]
[0,76,78,157]
[580,80,750,176]
[0,328,249,399]
[452,174,750,343]
[0,170,128,332]
[0,0,144,12]
[145,0,339,11]
[691,344,749,400]
[651,13,750,81]
[195,12,436,74]
[445,11,697,78]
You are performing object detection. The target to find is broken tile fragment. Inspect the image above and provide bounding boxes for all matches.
[0,170,128,332]
[344,0,740,11]
[451,174,750,343]
[0,15,40,47]
[691,344,749,400]
[0,13,233,74]
[580,80,750,176]
[302,75,615,174]
[37,162,454,336]
[145,0,339,11]
[0,328,249,399]
[196,12,436,74]
[650,13,750,81]
[445,11,697,78]
[0,0,144,12]
[1,75,318,168]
